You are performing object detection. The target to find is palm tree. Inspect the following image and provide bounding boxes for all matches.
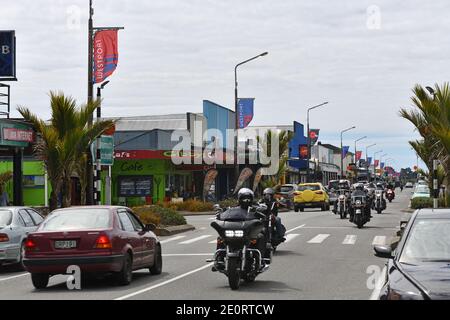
[18,92,115,209]
[257,129,294,187]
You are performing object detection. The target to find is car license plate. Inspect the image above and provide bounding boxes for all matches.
[54,240,77,249]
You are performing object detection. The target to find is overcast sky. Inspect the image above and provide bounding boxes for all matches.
[2,0,450,170]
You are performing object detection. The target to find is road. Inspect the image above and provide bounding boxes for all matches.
[0,190,411,300]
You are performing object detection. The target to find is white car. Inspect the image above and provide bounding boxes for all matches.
[405,182,414,188]
[411,185,431,200]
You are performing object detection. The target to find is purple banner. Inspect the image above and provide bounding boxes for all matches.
[237,98,254,129]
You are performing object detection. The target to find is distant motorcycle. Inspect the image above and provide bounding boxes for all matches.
[373,190,386,214]
[349,190,371,228]
[386,189,395,203]
[209,204,272,290]
[336,189,350,219]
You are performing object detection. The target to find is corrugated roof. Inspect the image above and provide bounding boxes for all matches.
[107,114,189,131]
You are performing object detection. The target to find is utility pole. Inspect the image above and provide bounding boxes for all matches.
[86,0,94,205]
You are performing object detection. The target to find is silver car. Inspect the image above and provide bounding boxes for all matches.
[0,207,44,267]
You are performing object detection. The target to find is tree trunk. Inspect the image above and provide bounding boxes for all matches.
[62,175,72,208]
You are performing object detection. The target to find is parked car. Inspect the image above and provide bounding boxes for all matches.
[374,209,450,300]
[0,207,44,268]
[23,206,162,289]
[411,185,431,200]
[405,182,414,188]
[294,183,330,212]
[274,184,299,210]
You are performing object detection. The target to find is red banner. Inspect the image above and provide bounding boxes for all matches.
[93,30,119,84]
[356,151,362,162]
[374,160,380,168]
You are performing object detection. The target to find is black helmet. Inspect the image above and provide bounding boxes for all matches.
[238,188,254,208]
[354,183,365,191]
[263,188,275,202]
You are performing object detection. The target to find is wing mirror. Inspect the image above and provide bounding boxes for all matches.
[144,223,157,232]
[374,245,393,259]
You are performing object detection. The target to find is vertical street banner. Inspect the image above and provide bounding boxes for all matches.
[367,157,372,167]
[203,169,218,200]
[342,146,350,159]
[233,167,253,194]
[374,160,380,168]
[309,129,320,145]
[356,151,362,162]
[380,162,385,169]
[93,30,119,84]
[237,98,254,129]
[0,31,16,80]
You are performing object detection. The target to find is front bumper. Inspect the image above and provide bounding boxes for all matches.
[23,255,125,274]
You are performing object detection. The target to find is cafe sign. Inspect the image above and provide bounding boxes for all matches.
[3,127,34,142]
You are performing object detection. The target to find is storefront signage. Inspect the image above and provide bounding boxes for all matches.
[114,150,232,161]
[2,127,34,142]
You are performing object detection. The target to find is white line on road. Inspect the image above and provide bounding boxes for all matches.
[307,234,330,244]
[286,224,306,234]
[208,239,218,244]
[372,236,387,246]
[114,263,214,300]
[342,235,357,245]
[160,235,186,244]
[284,233,300,243]
[0,273,29,282]
[163,253,213,257]
[370,266,387,300]
[179,235,212,244]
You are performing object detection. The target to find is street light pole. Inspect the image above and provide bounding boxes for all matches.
[94,81,109,205]
[354,136,367,163]
[306,102,329,182]
[233,52,268,192]
[86,0,95,205]
[340,126,356,178]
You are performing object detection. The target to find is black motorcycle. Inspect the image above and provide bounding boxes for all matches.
[335,189,350,219]
[208,204,271,290]
[349,191,371,228]
[372,190,386,214]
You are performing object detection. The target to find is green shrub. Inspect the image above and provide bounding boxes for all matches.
[410,197,446,209]
[163,199,214,212]
[218,198,238,209]
[132,205,186,226]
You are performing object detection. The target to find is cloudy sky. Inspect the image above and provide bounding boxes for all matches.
[2,0,450,170]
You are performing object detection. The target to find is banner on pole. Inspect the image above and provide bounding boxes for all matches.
[356,151,362,162]
[93,30,119,84]
[237,98,255,129]
[367,157,372,167]
[233,167,253,194]
[342,146,350,159]
[374,160,380,168]
[0,30,16,80]
[203,169,218,200]
[309,129,320,145]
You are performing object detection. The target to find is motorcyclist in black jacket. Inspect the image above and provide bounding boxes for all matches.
[259,188,286,243]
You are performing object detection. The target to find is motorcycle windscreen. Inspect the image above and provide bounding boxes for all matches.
[211,220,264,239]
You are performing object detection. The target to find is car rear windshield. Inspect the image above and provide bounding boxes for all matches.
[415,186,430,194]
[40,209,111,231]
[298,185,320,191]
[279,186,294,193]
[400,219,450,264]
[328,181,339,190]
[0,210,12,227]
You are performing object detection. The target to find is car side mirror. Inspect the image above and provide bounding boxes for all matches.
[374,245,393,259]
[144,223,157,232]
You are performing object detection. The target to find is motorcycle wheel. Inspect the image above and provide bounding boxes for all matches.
[389,199,392,203]
[377,209,382,214]
[227,258,241,290]
[355,216,363,229]
[339,208,345,219]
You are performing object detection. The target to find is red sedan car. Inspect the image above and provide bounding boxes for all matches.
[23,206,162,289]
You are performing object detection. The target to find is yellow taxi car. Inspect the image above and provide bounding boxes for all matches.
[294,183,330,212]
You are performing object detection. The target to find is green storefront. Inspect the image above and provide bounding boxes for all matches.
[111,155,201,207]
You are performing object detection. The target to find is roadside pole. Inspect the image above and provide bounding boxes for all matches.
[433,159,439,209]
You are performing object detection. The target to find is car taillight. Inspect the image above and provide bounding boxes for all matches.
[95,235,112,249]
[25,238,37,250]
[0,233,9,242]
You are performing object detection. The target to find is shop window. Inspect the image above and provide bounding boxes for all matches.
[118,176,153,197]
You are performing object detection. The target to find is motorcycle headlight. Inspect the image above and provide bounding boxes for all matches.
[356,200,362,205]
[339,195,345,200]
[225,230,244,238]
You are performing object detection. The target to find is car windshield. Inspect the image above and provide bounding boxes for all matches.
[328,181,339,190]
[399,219,450,264]
[0,210,12,227]
[298,185,320,191]
[415,186,430,194]
[40,209,111,231]
[279,186,294,193]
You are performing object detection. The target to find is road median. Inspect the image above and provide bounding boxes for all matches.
[156,224,196,236]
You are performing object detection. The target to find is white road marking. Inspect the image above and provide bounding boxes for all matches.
[370,266,387,300]
[284,233,300,243]
[307,234,330,244]
[0,273,29,282]
[163,253,213,257]
[286,224,306,233]
[342,235,357,245]
[208,217,216,220]
[208,239,218,244]
[179,235,212,244]
[115,263,214,300]
[160,235,186,244]
[372,236,387,246]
